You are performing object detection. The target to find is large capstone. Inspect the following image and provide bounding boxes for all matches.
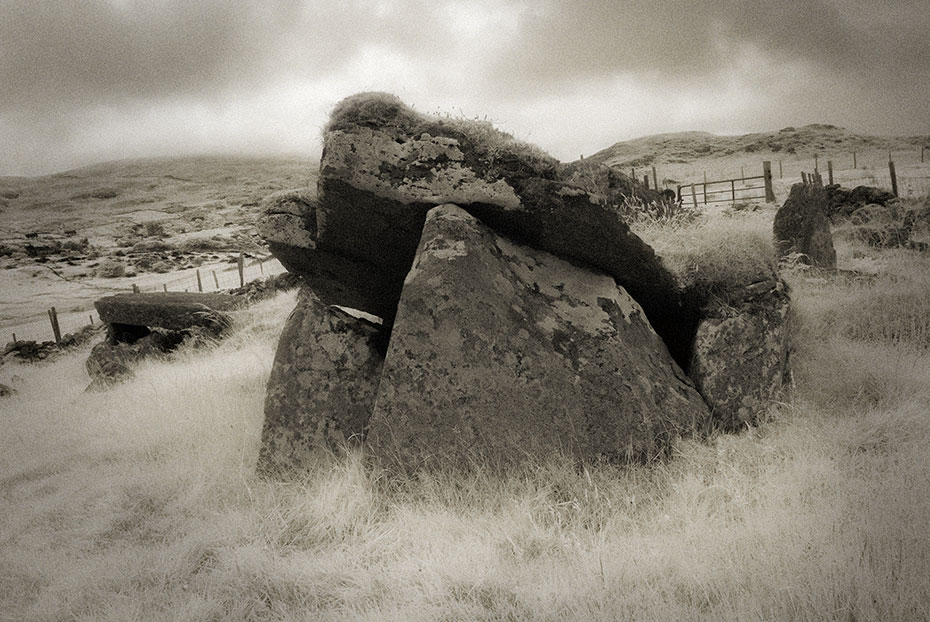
[365,204,710,470]
[258,288,386,475]
[270,92,687,360]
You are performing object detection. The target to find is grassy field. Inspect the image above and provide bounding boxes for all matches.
[3,206,930,620]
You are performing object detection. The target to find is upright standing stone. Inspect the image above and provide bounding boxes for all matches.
[688,279,791,429]
[258,288,386,475]
[773,183,837,268]
[366,204,709,469]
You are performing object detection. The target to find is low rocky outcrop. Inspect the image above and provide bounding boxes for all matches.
[258,289,386,475]
[688,279,791,429]
[2,325,101,366]
[366,204,709,469]
[84,331,182,391]
[773,183,837,269]
[823,184,896,221]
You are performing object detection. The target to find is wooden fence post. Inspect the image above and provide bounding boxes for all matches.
[237,253,245,287]
[827,160,834,185]
[132,284,140,293]
[162,283,168,292]
[196,269,203,292]
[690,184,698,209]
[802,172,809,185]
[778,160,783,179]
[814,154,819,173]
[48,307,61,343]
[889,159,898,196]
[651,166,658,192]
[730,179,736,203]
[643,175,650,189]
[702,172,707,204]
[740,166,745,182]
[212,270,219,289]
[631,168,636,181]
[12,333,17,343]
[89,314,94,325]
[762,161,775,202]
[853,151,857,169]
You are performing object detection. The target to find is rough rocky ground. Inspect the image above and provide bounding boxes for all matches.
[0,155,312,341]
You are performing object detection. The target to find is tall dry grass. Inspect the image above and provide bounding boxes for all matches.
[3,211,930,621]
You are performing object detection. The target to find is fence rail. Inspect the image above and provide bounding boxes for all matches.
[677,161,775,208]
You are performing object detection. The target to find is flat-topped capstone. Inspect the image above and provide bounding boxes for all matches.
[94,292,242,333]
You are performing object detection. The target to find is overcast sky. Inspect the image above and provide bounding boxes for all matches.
[1,0,927,176]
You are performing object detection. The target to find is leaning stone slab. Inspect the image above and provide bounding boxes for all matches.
[94,292,241,336]
[773,183,837,269]
[312,93,684,349]
[366,204,710,469]
[258,288,386,475]
[688,278,791,429]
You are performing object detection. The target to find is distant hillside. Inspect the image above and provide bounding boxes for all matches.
[0,154,317,236]
[585,125,930,170]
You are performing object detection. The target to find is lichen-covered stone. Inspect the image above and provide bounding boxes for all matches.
[366,204,709,469]
[688,279,791,429]
[314,93,685,356]
[773,183,837,268]
[258,288,385,475]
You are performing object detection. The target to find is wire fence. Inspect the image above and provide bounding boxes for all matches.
[5,253,287,346]
[651,149,930,203]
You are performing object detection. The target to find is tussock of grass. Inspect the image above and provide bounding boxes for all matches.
[791,251,930,351]
[636,210,778,298]
[4,219,930,619]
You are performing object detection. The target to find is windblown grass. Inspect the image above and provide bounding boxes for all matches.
[635,207,778,297]
[3,218,930,620]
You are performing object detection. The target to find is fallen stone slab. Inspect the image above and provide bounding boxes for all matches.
[366,204,710,470]
[94,292,242,337]
[258,288,386,475]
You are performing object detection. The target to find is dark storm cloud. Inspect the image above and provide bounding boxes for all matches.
[0,0,452,112]
[489,0,930,92]
[0,0,293,110]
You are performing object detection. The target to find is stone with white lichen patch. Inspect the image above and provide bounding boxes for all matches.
[366,204,710,469]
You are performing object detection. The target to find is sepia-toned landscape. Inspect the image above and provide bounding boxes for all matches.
[3,112,930,619]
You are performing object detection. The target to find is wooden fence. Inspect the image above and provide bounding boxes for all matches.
[5,253,285,346]
[677,161,776,208]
